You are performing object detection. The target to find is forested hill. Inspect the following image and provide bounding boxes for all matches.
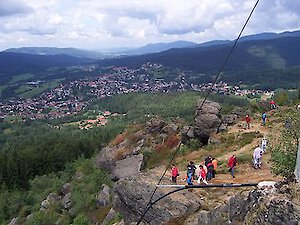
[3,47,104,59]
[97,36,300,74]
[0,52,93,84]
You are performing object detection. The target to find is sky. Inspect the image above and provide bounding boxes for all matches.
[1,0,300,51]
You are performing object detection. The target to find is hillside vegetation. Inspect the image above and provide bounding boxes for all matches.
[0,91,299,224]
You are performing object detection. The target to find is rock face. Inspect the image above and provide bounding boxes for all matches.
[114,174,201,225]
[194,185,300,225]
[40,193,61,211]
[146,118,166,133]
[192,100,222,144]
[96,184,111,207]
[112,154,144,180]
[95,142,145,181]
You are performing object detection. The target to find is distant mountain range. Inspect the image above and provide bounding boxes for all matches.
[4,30,300,57]
[1,30,300,88]
[3,47,109,59]
[98,35,300,72]
[123,40,197,55]
[0,52,93,84]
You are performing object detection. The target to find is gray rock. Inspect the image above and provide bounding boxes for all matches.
[61,183,72,195]
[195,189,300,225]
[61,193,72,209]
[208,136,221,145]
[40,193,61,211]
[196,100,221,115]
[112,154,144,180]
[102,208,117,225]
[8,217,18,225]
[95,146,119,171]
[162,123,179,134]
[146,118,165,133]
[96,184,111,207]
[26,214,34,221]
[221,114,238,126]
[193,100,222,144]
[218,123,227,132]
[114,174,201,225]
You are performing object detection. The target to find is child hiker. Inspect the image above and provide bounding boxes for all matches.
[197,165,208,185]
[171,164,179,183]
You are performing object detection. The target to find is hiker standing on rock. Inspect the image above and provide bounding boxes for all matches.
[171,164,179,183]
[228,155,237,178]
[245,115,251,129]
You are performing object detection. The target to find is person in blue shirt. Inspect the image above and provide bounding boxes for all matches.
[261,112,267,125]
[186,161,196,185]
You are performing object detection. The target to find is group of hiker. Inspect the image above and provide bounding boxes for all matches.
[184,156,218,185]
[171,139,267,185]
[245,111,267,128]
[245,99,278,129]
[170,99,275,185]
[170,125,269,185]
[171,155,236,185]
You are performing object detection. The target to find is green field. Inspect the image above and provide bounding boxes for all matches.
[16,79,64,98]
[3,116,23,123]
[9,73,35,84]
[0,85,8,97]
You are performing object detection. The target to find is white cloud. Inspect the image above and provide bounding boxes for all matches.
[1,0,300,50]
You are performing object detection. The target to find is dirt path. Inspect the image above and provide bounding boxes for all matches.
[153,115,282,185]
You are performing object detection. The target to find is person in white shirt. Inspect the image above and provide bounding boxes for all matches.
[253,145,263,169]
[261,137,267,153]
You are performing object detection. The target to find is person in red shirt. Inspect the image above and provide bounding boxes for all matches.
[171,164,179,183]
[197,165,208,185]
[228,155,237,178]
[245,115,251,129]
[270,100,276,110]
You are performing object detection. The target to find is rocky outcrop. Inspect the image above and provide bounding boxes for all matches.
[193,183,300,225]
[113,173,201,225]
[102,208,117,225]
[40,193,61,211]
[112,154,144,180]
[8,218,18,225]
[184,100,221,144]
[146,118,166,133]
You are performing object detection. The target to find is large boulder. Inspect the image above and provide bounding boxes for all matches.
[193,100,221,144]
[146,118,166,134]
[95,145,119,171]
[40,193,61,211]
[112,154,144,180]
[114,173,201,225]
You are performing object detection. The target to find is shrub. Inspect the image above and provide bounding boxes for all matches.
[165,135,181,149]
[271,109,299,177]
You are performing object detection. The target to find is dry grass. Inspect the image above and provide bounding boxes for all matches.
[111,133,127,146]
[112,147,133,161]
